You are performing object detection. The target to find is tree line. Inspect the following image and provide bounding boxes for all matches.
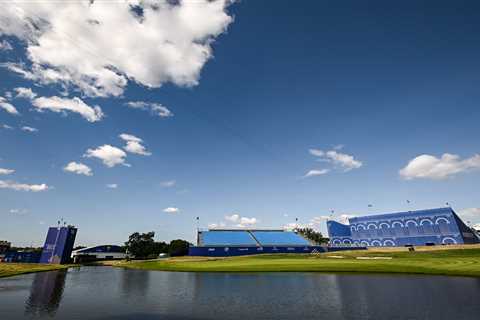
[124,231,190,259]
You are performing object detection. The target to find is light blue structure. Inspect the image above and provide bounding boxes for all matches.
[190,229,365,256]
[327,207,480,247]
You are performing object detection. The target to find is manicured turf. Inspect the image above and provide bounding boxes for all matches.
[0,263,69,278]
[116,247,480,277]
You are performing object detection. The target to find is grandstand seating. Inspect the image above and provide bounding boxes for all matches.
[201,231,258,246]
[251,231,310,246]
[200,230,310,246]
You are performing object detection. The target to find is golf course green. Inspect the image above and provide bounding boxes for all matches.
[0,263,70,278]
[115,247,480,277]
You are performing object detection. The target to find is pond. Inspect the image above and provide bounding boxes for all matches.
[0,267,479,319]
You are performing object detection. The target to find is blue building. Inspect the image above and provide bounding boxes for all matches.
[189,229,363,256]
[327,207,480,247]
[39,226,77,264]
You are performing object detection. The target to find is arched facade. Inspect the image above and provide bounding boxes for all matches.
[327,207,478,247]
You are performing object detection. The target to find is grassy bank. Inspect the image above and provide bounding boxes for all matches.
[115,247,480,277]
[0,263,70,278]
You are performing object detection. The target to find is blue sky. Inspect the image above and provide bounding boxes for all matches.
[1,0,479,246]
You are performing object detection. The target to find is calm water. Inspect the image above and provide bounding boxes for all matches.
[0,267,479,319]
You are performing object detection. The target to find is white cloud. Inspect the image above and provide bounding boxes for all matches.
[63,161,93,176]
[14,87,37,100]
[224,213,258,227]
[0,40,12,51]
[303,169,329,178]
[0,1,233,97]
[84,145,128,167]
[0,180,49,192]
[208,222,226,229]
[21,126,38,133]
[163,207,179,214]
[32,96,104,122]
[399,153,480,180]
[106,183,118,189]
[1,124,14,130]
[160,180,176,188]
[458,208,480,224]
[125,101,173,118]
[119,133,151,156]
[0,168,14,175]
[10,208,28,215]
[310,216,330,225]
[0,96,20,115]
[309,148,363,171]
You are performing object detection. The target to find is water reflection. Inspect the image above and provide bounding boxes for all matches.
[121,268,150,297]
[24,270,67,317]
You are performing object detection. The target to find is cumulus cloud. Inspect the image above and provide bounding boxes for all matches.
[309,148,363,172]
[32,96,103,122]
[125,101,173,118]
[163,207,179,214]
[84,145,128,167]
[160,180,176,188]
[106,183,118,189]
[0,96,20,115]
[224,213,258,227]
[21,126,38,133]
[14,87,37,100]
[0,168,14,175]
[119,133,151,156]
[0,1,233,97]
[0,40,12,51]
[303,169,329,178]
[63,161,93,176]
[399,153,480,180]
[0,180,49,192]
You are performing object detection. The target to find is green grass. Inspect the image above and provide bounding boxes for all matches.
[115,248,480,277]
[0,263,70,278]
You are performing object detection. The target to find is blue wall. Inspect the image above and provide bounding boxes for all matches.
[39,226,77,264]
[189,245,365,257]
[327,207,479,247]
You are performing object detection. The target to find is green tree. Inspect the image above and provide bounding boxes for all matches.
[296,228,329,244]
[168,239,190,257]
[125,231,156,259]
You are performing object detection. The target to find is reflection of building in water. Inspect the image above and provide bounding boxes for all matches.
[24,270,67,317]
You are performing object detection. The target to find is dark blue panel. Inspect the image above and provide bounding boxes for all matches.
[189,245,366,257]
[40,227,77,264]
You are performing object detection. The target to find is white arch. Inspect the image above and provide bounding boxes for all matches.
[392,221,404,228]
[332,239,342,245]
[343,239,352,244]
[419,218,433,226]
[371,240,382,247]
[350,225,356,232]
[405,220,418,227]
[379,222,390,229]
[360,240,369,246]
[356,224,365,231]
[367,223,377,230]
[353,241,360,247]
[435,217,450,225]
[383,240,395,246]
[442,237,457,244]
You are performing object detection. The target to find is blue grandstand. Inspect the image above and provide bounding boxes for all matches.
[327,207,480,247]
[189,229,363,256]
